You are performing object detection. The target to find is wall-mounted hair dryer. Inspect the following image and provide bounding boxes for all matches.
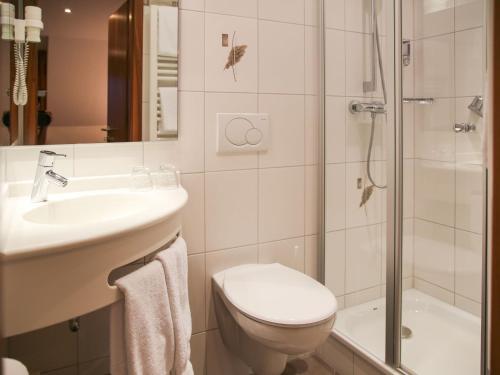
[0,2,43,106]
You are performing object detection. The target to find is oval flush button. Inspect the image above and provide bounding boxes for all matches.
[246,128,262,145]
[225,118,253,146]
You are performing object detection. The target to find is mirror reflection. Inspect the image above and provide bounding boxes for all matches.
[0,0,179,146]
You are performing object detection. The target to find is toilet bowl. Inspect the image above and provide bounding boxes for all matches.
[212,263,338,375]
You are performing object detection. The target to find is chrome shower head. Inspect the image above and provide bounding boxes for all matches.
[468,96,483,118]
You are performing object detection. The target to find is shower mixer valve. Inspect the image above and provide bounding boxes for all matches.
[349,100,386,115]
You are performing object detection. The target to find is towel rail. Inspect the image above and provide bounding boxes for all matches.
[107,230,181,287]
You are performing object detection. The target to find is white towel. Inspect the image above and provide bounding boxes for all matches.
[158,6,178,57]
[156,237,194,375]
[159,87,178,134]
[110,261,175,375]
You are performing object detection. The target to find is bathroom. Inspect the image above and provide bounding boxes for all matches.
[0,0,498,374]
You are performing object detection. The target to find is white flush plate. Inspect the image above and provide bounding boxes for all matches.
[217,113,269,154]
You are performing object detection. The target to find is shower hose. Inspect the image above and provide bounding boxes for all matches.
[367,12,387,190]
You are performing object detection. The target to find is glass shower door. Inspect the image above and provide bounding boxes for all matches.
[398,0,486,374]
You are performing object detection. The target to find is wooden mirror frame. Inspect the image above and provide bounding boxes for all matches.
[8,0,143,145]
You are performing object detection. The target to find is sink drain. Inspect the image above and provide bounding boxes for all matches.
[402,325,413,339]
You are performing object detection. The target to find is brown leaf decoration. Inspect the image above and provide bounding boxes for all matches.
[224,45,248,70]
[359,185,375,208]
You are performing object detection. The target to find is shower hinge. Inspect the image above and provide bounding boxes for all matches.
[402,40,411,67]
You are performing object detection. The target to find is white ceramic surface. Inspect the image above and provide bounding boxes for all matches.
[334,289,481,375]
[1,176,187,336]
[220,263,337,326]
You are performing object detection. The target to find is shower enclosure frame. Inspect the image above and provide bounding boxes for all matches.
[318,1,491,374]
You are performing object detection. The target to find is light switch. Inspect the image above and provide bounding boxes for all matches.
[217,113,269,154]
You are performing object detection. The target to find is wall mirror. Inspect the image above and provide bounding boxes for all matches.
[0,0,178,146]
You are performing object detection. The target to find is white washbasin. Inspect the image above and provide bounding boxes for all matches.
[24,191,158,226]
[1,175,188,337]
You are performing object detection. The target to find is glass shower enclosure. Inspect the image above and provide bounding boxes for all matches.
[320,0,488,374]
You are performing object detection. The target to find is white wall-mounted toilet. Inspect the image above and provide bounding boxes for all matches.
[212,263,338,375]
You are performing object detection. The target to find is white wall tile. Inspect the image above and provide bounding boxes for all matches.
[5,145,74,182]
[204,92,258,171]
[381,219,414,280]
[455,295,481,317]
[455,0,484,31]
[191,332,207,375]
[326,164,346,231]
[305,165,319,235]
[414,277,454,305]
[144,91,205,173]
[259,21,305,94]
[404,111,417,170]
[180,0,204,11]
[259,166,305,242]
[188,254,206,333]
[7,322,78,373]
[345,0,384,34]
[205,14,258,93]
[205,170,258,251]
[326,96,346,164]
[402,0,414,40]
[456,163,483,234]
[414,98,455,162]
[206,329,251,375]
[306,26,320,95]
[345,225,382,293]
[78,307,109,363]
[414,34,454,98]
[344,286,382,307]
[455,229,482,302]
[414,219,454,291]
[179,10,205,91]
[414,159,455,226]
[325,0,345,30]
[325,230,346,296]
[455,97,484,164]
[325,29,346,96]
[205,0,257,18]
[305,0,319,26]
[181,173,205,254]
[191,333,207,375]
[74,143,143,177]
[413,0,454,38]
[258,237,305,272]
[305,95,320,165]
[305,235,319,279]
[345,32,372,98]
[455,28,483,97]
[258,0,304,24]
[205,245,258,329]
[258,94,305,168]
[403,159,414,219]
[345,162,384,228]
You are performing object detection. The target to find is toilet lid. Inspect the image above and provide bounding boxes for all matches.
[222,263,338,326]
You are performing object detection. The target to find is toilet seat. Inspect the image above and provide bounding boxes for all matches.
[221,263,337,327]
[2,358,29,375]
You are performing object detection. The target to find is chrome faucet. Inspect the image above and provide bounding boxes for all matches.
[31,150,69,203]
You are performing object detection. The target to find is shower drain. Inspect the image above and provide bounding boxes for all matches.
[402,325,413,339]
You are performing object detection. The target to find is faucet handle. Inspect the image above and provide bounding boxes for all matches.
[41,150,67,158]
[38,150,67,167]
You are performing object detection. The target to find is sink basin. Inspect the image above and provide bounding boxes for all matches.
[24,191,157,226]
[1,176,188,337]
